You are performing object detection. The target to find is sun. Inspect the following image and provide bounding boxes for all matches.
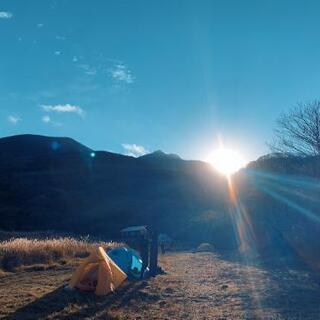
[208,148,247,176]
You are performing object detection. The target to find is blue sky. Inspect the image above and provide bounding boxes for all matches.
[1,0,320,161]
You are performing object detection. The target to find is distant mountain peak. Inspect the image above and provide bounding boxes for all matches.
[0,134,92,158]
[150,150,166,156]
[139,150,181,160]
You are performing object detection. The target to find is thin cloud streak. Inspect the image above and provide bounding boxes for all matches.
[41,104,85,118]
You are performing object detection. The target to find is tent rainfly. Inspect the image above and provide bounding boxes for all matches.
[69,247,127,296]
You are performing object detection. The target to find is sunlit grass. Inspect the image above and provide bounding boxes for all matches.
[0,237,119,272]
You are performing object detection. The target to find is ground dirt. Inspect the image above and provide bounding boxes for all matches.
[0,251,320,320]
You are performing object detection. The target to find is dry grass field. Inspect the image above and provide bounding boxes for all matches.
[1,250,320,320]
[0,237,119,272]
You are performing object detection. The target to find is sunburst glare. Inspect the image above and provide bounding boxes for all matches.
[208,148,247,176]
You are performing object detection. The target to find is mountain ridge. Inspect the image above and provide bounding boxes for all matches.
[0,134,319,268]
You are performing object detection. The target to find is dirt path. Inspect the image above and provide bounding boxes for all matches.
[1,252,320,319]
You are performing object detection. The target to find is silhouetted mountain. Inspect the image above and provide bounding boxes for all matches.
[0,134,319,268]
[0,134,92,158]
[0,134,232,245]
[139,150,181,161]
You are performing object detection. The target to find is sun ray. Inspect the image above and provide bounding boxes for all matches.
[247,168,320,191]
[226,176,263,315]
[246,169,320,224]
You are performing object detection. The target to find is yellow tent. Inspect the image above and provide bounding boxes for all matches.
[69,246,127,296]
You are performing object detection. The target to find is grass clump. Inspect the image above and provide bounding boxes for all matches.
[0,237,119,272]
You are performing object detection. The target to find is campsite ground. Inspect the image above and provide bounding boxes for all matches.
[1,251,320,320]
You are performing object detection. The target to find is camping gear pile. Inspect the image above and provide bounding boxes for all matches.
[159,233,173,253]
[120,225,159,277]
[68,225,161,296]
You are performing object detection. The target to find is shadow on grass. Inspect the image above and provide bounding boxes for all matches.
[214,245,311,271]
[215,250,320,319]
[6,280,149,320]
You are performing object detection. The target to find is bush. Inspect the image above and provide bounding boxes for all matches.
[196,243,214,252]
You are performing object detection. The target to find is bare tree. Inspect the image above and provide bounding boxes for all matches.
[269,100,320,156]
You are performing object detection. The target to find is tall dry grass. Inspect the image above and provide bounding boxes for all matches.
[0,237,119,271]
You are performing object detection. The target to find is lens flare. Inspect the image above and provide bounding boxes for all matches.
[208,148,246,176]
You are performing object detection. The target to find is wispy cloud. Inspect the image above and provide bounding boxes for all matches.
[42,115,51,123]
[41,115,62,126]
[0,11,13,19]
[55,35,66,41]
[110,64,134,84]
[54,51,61,56]
[78,64,97,76]
[41,104,85,118]
[7,115,21,124]
[122,143,149,157]
[37,23,44,28]
[73,55,135,88]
